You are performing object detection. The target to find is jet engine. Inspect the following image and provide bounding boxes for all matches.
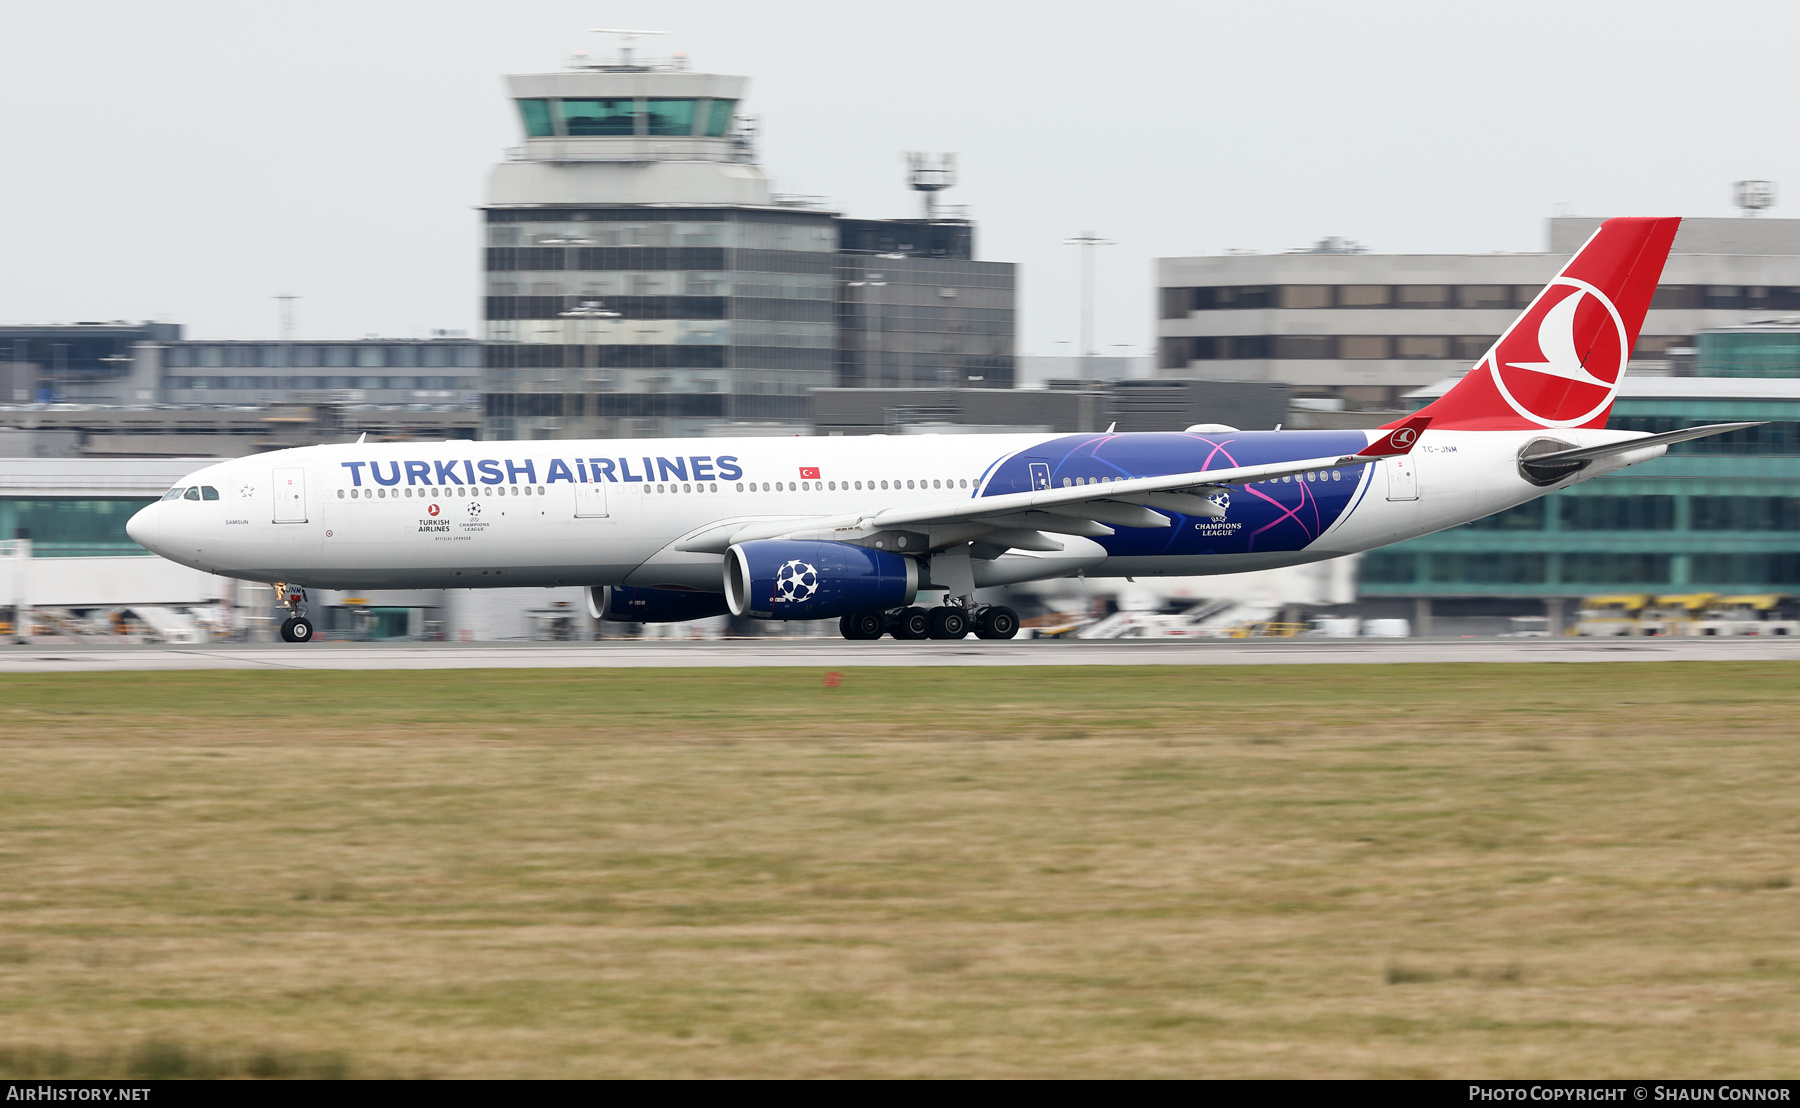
[724,540,918,620]
[589,585,731,623]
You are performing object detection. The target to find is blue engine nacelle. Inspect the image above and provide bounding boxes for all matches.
[588,585,731,623]
[725,540,918,620]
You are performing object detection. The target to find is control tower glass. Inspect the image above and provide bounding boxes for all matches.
[514,98,737,139]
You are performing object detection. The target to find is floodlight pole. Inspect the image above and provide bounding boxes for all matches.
[1063,232,1115,378]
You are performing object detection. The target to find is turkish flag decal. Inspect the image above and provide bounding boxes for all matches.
[799,466,821,480]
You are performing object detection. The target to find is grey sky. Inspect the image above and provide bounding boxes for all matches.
[3,0,1796,358]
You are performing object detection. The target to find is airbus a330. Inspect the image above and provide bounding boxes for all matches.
[128,217,1752,642]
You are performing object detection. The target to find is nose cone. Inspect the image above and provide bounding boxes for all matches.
[126,503,162,554]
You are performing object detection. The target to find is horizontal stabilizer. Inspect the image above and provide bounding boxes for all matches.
[1526,422,1764,467]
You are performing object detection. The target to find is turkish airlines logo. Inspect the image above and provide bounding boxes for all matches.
[1488,277,1629,428]
[1389,427,1418,449]
[428,504,440,516]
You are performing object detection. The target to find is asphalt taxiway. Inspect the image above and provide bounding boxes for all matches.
[2,636,1798,672]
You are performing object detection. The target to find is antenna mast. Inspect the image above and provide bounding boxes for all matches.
[586,27,667,69]
[905,152,957,221]
[1734,180,1776,217]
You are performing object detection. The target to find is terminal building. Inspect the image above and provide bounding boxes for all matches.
[477,46,1015,440]
[1156,216,1800,411]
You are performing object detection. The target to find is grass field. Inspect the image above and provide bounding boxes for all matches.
[1,662,1798,1077]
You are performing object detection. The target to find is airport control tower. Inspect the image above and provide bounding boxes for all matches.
[480,35,1016,440]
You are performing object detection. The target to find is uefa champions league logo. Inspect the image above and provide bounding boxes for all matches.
[1206,490,1230,514]
[468,502,482,520]
[775,559,820,604]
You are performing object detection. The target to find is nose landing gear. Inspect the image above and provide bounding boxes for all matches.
[274,583,314,644]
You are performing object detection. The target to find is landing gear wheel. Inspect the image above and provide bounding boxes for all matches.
[274,583,312,644]
[889,606,930,640]
[841,611,886,640]
[976,605,1020,640]
[928,606,970,640]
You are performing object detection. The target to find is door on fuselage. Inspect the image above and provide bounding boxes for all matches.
[1385,457,1419,501]
[575,481,609,517]
[273,466,307,523]
[1028,462,1052,491]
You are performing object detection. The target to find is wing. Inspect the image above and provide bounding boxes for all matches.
[675,419,1429,555]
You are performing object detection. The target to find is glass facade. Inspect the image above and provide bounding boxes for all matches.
[1366,392,1800,596]
[836,256,1017,389]
[560,98,637,136]
[159,340,482,406]
[517,99,553,137]
[1697,330,1800,377]
[513,98,738,139]
[1,499,154,557]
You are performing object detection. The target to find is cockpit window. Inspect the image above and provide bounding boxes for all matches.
[183,487,201,501]
[201,486,220,501]
[161,488,184,501]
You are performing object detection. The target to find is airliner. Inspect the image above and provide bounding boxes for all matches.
[127,217,1753,643]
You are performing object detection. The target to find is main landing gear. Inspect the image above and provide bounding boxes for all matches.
[274,583,314,643]
[838,604,1020,642]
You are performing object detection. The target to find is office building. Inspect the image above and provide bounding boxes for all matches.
[1157,217,1800,410]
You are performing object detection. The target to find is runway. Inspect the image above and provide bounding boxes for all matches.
[3,636,1799,672]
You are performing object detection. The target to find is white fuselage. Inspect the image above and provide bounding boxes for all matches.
[126,428,1658,595]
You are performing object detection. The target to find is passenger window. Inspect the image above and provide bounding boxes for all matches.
[337,489,345,499]
[201,486,220,500]
[907,480,914,489]
[960,479,967,488]
[183,487,200,501]
[880,480,888,490]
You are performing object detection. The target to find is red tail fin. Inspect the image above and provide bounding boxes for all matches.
[1388,217,1680,431]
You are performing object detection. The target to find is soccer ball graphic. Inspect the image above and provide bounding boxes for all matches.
[468,502,482,519]
[774,559,820,604]
[1205,490,1231,514]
